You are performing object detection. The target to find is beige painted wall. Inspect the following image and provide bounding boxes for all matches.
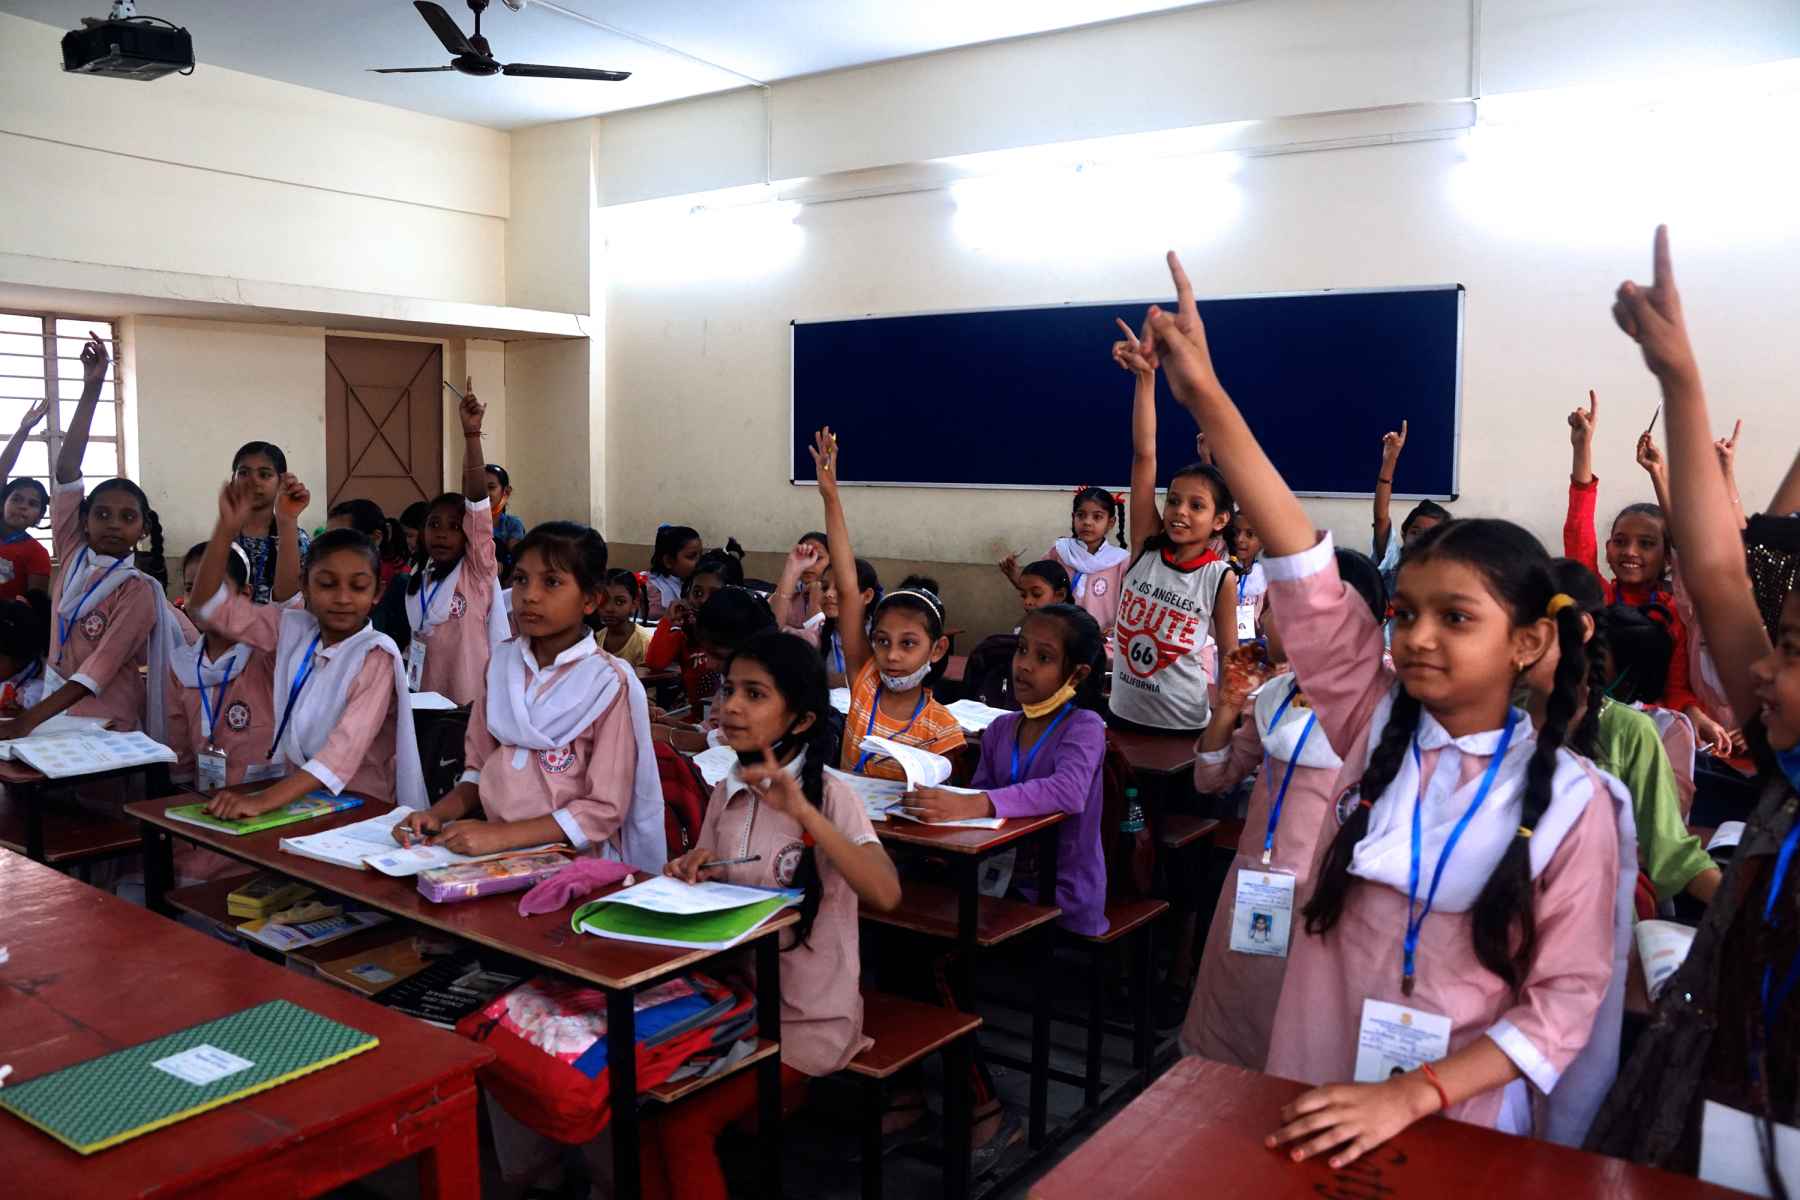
[0,12,508,305]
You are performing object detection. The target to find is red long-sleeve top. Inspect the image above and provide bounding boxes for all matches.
[644,611,713,711]
[1563,476,1701,715]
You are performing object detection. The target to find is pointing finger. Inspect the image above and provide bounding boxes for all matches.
[1167,250,1196,318]
[1114,317,1140,347]
[1652,224,1672,291]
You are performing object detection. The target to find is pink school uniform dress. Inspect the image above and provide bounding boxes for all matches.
[1258,534,1630,1137]
[1181,673,1351,1068]
[163,640,281,787]
[47,481,180,735]
[460,637,667,871]
[1048,537,1129,657]
[699,760,878,1075]
[409,498,507,706]
[197,590,426,808]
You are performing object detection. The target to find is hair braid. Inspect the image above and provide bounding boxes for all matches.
[1304,689,1422,936]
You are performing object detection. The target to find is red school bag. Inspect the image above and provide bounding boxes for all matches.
[654,739,712,858]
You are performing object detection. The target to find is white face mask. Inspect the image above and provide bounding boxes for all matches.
[879,663,931,691]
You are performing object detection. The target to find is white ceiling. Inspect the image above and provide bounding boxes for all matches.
[1,0,1215,129]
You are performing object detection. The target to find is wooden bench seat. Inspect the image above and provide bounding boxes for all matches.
[1157,813,1219,851]
[842,989,979,1200]
[848,989,982,1080]
[861,880,1059,947]
[1075,897,1170,946]
[0,793,142,867]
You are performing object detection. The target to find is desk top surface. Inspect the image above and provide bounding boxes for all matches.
[874,809,1063,856]
[128,794,795,992]
[1028,1057,1739,1200]
[0,849,491,1191]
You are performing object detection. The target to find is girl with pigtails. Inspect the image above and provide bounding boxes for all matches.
[1001,486,1131,654]
[0,333,183,740]
[1131,251,1627,1162]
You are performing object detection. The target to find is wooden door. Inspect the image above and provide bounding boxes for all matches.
[324,336,443,517]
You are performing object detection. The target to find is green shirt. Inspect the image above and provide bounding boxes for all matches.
[1593,699,1715,900]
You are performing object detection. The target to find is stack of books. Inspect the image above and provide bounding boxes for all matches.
[225,874,315,922]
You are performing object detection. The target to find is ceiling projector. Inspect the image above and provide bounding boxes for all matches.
[61,1,193,81]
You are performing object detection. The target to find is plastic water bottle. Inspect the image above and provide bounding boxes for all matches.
[1120,786,1146,833]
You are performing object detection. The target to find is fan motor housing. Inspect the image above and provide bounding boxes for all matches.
[61,18,193,80]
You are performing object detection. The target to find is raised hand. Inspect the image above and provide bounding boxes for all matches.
[1112,317,1155,377]
[1195,431,1215,466]
[1568,390,1598,450]
[217,478,257,530]
[16,396,50,432]
[79,331,109,389]
[275,473,310,524]
[1380,420,1409,468]
[810,427,840,495]
[785,541,823,581]
[1218,643,1276,712]
[458,381,485,436]
[1613,226,1697,382]
[1714,419,1741,474]
[1142,252,1223,406]
[1635,431,1666,478]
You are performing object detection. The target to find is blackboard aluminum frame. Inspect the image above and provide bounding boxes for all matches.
[789,283,1463,501]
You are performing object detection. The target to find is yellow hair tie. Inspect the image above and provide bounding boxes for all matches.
[1516,825,1534,840]
[1545,593,1577,618]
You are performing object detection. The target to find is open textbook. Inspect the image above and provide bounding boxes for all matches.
[836,739,1005,830]
[280,808,556,876]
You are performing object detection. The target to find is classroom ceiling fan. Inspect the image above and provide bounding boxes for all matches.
[370,0,631,82]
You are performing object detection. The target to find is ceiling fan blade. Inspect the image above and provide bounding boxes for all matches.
[369,65,457,73]
[501,63,631,82]
[413,1,477,57]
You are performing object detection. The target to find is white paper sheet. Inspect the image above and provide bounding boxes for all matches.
[691,743,740,788]
[829,688,852,715]
[856,736,952,790]
[1634,919,1698,1000]
[825,766,906,820]
[12,730,175,777]
[888,787,1005,830]
[408,691,458,711]
[597,875,796,915]
[944,699,1010,733]
[1706,821,1746,853]
[279,809,410,869]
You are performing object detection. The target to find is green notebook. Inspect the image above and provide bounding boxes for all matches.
[0,999,378,1154]
[573,892,800,951]
[162,792,362,836]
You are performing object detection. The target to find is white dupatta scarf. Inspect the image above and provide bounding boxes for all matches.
[1052,537,1128,601]
[406,559,511,651]
[484,636,667,872]
[1252,673,1343,770]
[644,572,682,614]
[54,545,180,743]
[170,639,255,742]
[273,608,427,809]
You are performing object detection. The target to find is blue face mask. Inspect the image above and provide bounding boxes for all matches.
[1778,742,1800,795]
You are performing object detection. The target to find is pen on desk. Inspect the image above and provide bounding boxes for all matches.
[700,855,761,869]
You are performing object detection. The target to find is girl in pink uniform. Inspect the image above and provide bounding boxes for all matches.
[192,476,426,818]
[1132,251,1623,1166]
[2,334,181,742]
[655,629,901,1200]
[1181,548,1386,1069]
[1003,487,1130,656]
[401,386,508,706]
[395,521,666,870]
[165,542,281,792]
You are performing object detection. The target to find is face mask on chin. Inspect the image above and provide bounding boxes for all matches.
[880,663,931,691]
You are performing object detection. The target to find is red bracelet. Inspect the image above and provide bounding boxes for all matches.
[1417,1062,1451,1112]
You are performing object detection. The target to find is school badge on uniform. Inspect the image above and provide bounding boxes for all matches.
[80,611,107,640]
[539,746,575,774]
[773,840,805,887]
[224,701,252,732]
[448,592,467,619]
[1334,784,1363,826]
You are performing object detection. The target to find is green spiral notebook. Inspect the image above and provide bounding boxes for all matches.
[0,999,378,1154]
[162,792,362,836]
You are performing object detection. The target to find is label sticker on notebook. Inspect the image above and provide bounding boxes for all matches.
[349,963,397,984]
[151,1044,255,1086]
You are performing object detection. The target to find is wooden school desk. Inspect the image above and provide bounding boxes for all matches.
[0,757,168,867]
[127,793,793,1200]
[0,848,491,1200]
[864,812,1065,1144]
[1029,1056,1738,1200]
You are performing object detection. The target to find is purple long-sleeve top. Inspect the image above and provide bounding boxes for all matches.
[970,706,1109,936]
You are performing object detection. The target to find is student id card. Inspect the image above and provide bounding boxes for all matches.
[1353,998,1452,1083]
[1229,868,1294,957]
[1235,602,1258,643]
[196,747,228,793]
[405,637,427,692]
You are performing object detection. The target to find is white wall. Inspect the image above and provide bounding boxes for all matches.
[0,11,509,305]
[596,0,1800,571]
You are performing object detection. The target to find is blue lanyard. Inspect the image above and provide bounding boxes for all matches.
[267,635,320,759]
[1757,819,1800,1047]
[1402,710,1517,995]
[1069,569,1086,597]
[194,645,237,744]
[1260,682,1316,865]
[1237,571,1249,603]
[1010,702,1073,784]
[416,572,449,629]
[831,632,845,675]
[56,549,128,649]
[853,686,927,774]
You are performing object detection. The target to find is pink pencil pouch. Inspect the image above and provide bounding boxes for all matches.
[417,850,574,904]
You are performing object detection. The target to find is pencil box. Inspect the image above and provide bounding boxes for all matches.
[416,851,574,904]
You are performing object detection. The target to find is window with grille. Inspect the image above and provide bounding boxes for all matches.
[0,313,127,556]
